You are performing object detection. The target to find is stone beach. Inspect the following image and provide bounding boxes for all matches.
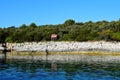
[0,41,120,52]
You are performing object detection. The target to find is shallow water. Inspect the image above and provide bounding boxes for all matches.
[0,54,120,80]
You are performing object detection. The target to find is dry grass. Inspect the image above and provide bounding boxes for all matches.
[7,51,45,56]
[7,51,120,56]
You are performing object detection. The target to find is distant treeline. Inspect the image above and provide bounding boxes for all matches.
[1,19,120,43]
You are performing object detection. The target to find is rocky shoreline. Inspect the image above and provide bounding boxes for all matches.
[0,41,120,52]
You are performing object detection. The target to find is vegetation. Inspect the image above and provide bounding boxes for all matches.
[1,19,120,43]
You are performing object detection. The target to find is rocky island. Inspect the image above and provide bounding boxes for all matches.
[0,41,120,53]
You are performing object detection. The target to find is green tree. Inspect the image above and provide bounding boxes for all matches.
[64,19,75,26]
[20,24,27,29]
[29,22,37,29]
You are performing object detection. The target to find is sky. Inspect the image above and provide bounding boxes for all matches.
[0,0,120,28]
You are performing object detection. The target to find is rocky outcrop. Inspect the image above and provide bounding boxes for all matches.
[1,41,119,52]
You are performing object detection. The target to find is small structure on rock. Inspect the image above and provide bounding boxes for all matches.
[51,34,57,41]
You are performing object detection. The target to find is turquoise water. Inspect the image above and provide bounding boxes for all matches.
[0,58,120,80]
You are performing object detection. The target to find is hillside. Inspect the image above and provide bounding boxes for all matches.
[1,19,120,43]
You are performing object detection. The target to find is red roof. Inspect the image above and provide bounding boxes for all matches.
[51,34,57,38]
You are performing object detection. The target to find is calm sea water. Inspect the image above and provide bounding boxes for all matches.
[0,54,120,80]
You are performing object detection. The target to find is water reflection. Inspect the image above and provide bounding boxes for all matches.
[7,54,120,63]
[0,50,7,70]
[0,59,120,80]
[1,53,120,80]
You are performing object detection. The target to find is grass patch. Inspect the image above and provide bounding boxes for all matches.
[7,51,120,56]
